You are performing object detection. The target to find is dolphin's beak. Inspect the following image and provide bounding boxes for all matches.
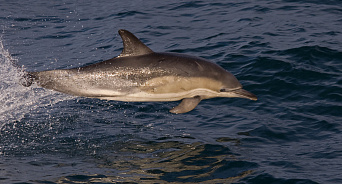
[230,88,257,101]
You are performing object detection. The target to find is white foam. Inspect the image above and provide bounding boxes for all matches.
[0,39,74,127]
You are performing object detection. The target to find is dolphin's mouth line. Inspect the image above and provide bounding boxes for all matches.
[221,88,258,101]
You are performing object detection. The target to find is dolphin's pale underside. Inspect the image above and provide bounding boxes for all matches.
[22,29,257,114]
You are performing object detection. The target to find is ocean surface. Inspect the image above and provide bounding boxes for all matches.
[1,1,342,183]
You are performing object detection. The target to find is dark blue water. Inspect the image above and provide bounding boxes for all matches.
[1,1,342,183]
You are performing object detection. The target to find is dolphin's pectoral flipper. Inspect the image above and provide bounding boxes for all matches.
[170,96,202,114]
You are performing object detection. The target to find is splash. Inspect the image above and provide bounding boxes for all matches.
[0,38,73,126]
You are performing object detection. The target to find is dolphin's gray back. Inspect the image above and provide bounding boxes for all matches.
[77,52,241,89]
[26,52,240,99]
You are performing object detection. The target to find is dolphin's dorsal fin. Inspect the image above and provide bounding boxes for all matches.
[118,29,154,57]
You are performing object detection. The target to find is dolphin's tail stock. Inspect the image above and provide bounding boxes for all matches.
[20,71,36,87]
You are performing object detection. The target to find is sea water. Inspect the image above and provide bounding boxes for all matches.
[1,1,342,183]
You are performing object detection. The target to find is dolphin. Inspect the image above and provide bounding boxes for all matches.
[22,29,257,114]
